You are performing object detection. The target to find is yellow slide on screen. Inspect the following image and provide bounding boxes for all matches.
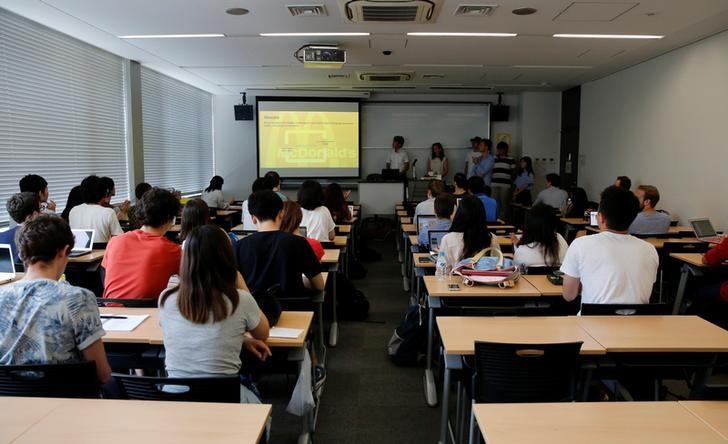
[258,107,359,177]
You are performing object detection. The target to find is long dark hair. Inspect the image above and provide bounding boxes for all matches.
[160,225,239,324]
[431,142,444,160]
[565,187,589,218]
[280,200,303,234]
[205,175,224,193]
[324,183,350,224]
[180,198,210,242]
[449,195,491,260]
[518,156,534,176]
[518,203,561,266]
[297,180,325,211]
[61,185,84,221]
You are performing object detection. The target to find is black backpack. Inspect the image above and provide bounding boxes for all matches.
[253,284,282,326]
[387,304,427,366]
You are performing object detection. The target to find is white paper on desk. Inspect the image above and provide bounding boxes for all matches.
[269,327,303,339]
[102,314,149,332]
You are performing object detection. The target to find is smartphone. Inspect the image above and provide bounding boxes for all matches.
[447,283,460,291]
[418,257,431,264]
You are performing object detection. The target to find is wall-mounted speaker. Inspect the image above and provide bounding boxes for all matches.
[491,104,509,122]
[234,104,254,121]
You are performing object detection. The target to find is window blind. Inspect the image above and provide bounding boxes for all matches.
[141,67,213,194]
[0,9,129,225]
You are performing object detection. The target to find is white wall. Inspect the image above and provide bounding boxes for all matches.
[519,91,562,193]
[579,30,728,228]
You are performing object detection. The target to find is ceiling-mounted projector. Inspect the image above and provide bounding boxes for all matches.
[296,45,346,69]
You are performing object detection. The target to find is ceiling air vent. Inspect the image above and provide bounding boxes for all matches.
[422,73,446,79]
[287,5,328,16]
[454,4,497,16]
[429,85,493,90]
[328,73,351,79]
[359,72,414,81]
[340,0,440,23]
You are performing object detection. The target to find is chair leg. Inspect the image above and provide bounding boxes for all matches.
[468,400,477,444]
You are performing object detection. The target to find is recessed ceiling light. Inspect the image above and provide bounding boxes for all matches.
[259,32,369,37]
[225,7,249,16]
[407,32,517,37]
[553,33,663,39]
[512,7,537,15]
[119,34,225,39]
[513,65,592,69]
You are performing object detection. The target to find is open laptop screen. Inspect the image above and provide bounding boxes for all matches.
[71,229,94,252]
[0,244,15,274]
[429,230,448,252]
[691,219,716,238]
[416,215,436,234]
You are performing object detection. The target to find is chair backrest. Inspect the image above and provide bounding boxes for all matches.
[114,374,240,403]
[0,361,99,398]
[634,233,674,239]
[660,241,710,262]
[92,242,107,250]
[581,303,669,316]
[524,266,559,275]
[473,341,582,403]
[97,298,158,308]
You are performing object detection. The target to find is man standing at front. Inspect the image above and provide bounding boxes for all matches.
[387,135,410,177]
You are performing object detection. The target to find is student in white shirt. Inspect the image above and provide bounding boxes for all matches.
[241,177,273,231]
[513,203,569,268]
[387,135,410,174]
[427,142,449,177]
[464,137,482,178]
[69,175,123,243]
[298,180,336,242]
[439,194,501,269]
[414,179,446,218]
[201,175,232,210]
[533,173,569,212]
[560,186,659,306]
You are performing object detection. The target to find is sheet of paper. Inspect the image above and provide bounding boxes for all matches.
[101,314,149,332]
[269,327,304,339]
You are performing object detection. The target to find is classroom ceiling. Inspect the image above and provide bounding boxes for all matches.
[2,0,728,95]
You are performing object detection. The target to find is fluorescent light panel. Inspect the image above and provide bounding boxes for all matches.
[260,32,370,36]
[408,32,517,37]
[119,33,225,39]
[553,33,663,39]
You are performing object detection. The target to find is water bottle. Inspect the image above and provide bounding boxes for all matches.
[435,251,448,281]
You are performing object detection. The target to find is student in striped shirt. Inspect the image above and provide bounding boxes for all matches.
[491,141,515,217]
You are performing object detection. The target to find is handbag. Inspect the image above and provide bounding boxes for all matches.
[452,247,521,288]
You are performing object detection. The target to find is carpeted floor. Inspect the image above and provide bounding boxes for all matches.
[265,238,440,443]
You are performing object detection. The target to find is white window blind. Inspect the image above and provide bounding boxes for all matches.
[141,68,213,194]
[0,9,129,225]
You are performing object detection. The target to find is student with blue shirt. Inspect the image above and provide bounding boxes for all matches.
[629,185,671,235]
[467,176,498,222]
[418,193,455,248]
[0,215,111,384]
[513,156,535,205]
[0,192,40,266]
[472,139,495,185]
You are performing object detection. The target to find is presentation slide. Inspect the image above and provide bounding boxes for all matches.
[257,99,360,178]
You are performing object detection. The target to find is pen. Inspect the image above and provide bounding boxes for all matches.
[100,315,127,319]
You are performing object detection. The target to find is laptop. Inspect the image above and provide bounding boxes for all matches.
[69,229,94,258]
[689,218,723,244]
[381,169,401,181]
[428,230,448,253]
[589,211,598,227]
[416,215,437,234]
[0,244,16,284]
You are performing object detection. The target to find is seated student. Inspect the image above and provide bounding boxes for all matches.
[69,175,123,243]
[179,198,210,245]
[564,187,590,219]
[467,176,498,222]
[452,172,468,196]
[99,176,130,220]
[513,204,569,268]
[700,236,728,304]
[0,215,111,384]
[614,176,632,190]
[264,171,288,202]
[201,175,232,210]
[102,188,181,300]
[19,174,55,214]
[324,183,352,224]
[127,182,152,230]
[560,186,659,305]
[0,192,40,266]
[60,185,84,222]
[439,195,501,269]
[242,177,273,231]
[298,180,336,242]
[415,179,445,218]
[159,225,270,402]
[280,201,324,261]
[235,190,325,300]
[418,193,455,248]
[629,185,671,235]
[533,173,569,212]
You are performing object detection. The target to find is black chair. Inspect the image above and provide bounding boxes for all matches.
[0,361,99,398]
[114,374,240,402]
[92,242,108,250]
[581,303,669,316]
[524,266,559,275]
[97,298,158,308]
[659,241,710,302]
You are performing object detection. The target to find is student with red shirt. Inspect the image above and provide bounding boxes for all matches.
[101,188,181,300]
[702,237,728,302]
[280,200,324,261]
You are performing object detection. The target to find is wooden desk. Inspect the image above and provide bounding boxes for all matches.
[334,236,347,248]
[216,209,240,217]
[560,217,589,226]
[679,401,728,440]
[413,253,435,268]
[408,234,419,246]
[408,235,512,248]
[522,275,563,296]
[3,397,270,444]
[575,315,728,353]
[397,210,408,217]
[670,252,707,267]
[67,249,105,263]
[401,217,412,224]
[321,249,340,264]
[669,251,720,314]
[0,397,64,444]
[168,224,181,233]
[0,272,24,288]
[265,311,313,348]
[337,224,352,234]
[402,223,416,234]
[423,275,541,298]
[473,402,726,444]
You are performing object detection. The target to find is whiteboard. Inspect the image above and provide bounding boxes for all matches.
[360,102,490,181]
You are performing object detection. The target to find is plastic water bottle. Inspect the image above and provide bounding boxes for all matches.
[435,251,448,281]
